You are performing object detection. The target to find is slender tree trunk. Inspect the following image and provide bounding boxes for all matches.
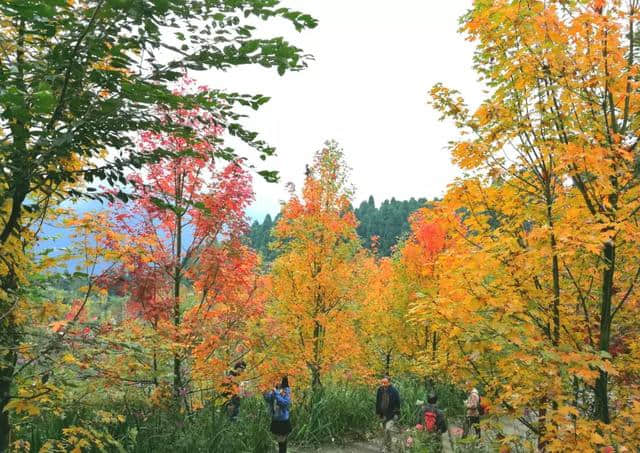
[153,350,159,387]
[173,214,183,401]
[173,172,184,403]
[544,187,561,347]
[595,241,615,424]
[432,331,438,361]
[538,403,547,452]
[311,320,323,396]
[309,317,325,414]
[536,187,560,452]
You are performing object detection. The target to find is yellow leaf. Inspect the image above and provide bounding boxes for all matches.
[591,432,605,444]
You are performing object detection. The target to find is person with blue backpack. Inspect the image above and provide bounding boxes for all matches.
[264,376,292,453]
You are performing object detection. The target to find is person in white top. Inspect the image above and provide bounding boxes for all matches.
[463,385,481,437]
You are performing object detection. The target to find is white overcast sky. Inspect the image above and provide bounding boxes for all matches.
[195,1,484,221]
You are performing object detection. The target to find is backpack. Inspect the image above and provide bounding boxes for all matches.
[424,409,437,432]
[477,396,486,416]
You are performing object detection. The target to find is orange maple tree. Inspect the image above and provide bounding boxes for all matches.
[262,142,370,397]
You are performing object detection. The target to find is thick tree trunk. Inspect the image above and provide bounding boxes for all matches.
[0,278,19,452]
[0,193,26,452]
[0,348,17,452]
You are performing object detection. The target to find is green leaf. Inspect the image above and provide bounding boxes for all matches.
[258,170,279,183]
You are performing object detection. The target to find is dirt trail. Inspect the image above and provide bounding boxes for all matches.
[294,442,380,452]
[293,417,532,452]
[293,429,457,453]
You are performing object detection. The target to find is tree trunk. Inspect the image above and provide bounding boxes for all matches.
[310,320,324,402]
[0,347,17,452]
[538,399,548,452]
[0,281,19,452]
[173,171,184,403]
[595,241,615,424]
[173,214,183,401]
[152,351,159,387]
[0,209,25,452]
[544,186,561,347]
[432,331,438,361]
[384,351,391,376]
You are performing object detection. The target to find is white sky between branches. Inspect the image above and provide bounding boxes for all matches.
[196,1,485,221]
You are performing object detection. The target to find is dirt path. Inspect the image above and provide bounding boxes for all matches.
[293,442,380,453]
[293,437,455,452]
[293,429,458,453]
[292,417,532,452]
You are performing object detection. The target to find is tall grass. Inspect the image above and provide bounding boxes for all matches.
[18,379,466,452]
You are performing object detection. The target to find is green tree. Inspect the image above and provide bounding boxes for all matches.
[0,1,316,448]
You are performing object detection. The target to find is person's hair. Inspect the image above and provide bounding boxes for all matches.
[427,393,438,405]
[280,376,289,389]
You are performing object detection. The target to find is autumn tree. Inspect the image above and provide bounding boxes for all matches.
[398,212,452,377]
[418,0,640,449]
[101,88,263,404]
[360,256,417,377]
[265,142,369,399]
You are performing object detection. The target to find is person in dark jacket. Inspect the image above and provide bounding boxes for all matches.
[416,393,449,452]
[375,376,401,452]
[222,361,246,420]
[264,376,292,453]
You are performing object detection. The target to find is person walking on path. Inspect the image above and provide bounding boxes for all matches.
[416,393,449,452]
[375,376,401,452]
[264,376,292,453]
[463,385,481,438]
